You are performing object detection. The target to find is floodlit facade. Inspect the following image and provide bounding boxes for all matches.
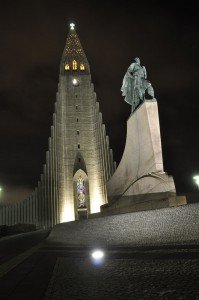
[0,25,116,227]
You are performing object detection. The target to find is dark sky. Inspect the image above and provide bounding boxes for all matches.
[0,0,199,203]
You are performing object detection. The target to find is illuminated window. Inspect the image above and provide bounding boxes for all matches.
[80,64,85,71]
[65,64,70,70]
[73,60,77,70]
[77,175,86,208]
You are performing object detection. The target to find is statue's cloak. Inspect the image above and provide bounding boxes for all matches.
[121,68,133,106]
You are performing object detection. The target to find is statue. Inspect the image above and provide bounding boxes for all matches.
[121,57,154,113]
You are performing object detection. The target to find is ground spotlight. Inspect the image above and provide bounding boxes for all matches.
[91,249,105,264]
[193,175,199,190]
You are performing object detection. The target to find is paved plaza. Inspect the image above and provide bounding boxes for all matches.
[1,234,199,299]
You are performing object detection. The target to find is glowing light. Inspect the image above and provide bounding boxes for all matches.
[72,78,79,86]
[80,64,85,70]
[65,64,70,70]
[70,23,75,30]
[91,249,104,265]
[0,187,2,192]
[72,60,77,70]
[193,175,199,189]
[92,250,104,259]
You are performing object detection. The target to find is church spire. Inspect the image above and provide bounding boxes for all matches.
[60,23,90,75]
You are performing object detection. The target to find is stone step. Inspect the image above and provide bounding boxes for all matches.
[47,203,199,247]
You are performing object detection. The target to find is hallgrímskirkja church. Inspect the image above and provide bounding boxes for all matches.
[0,24,186,228]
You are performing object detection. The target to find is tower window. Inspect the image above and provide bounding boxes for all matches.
[65,64,70,70]
[80,64,85,71]
[78,144,80,149]
[76,118,78,122]
[78,158,81,162]
[73,60,77,70]
[76,105,78,110]
[77,175,86,208]
[77,130,79,135]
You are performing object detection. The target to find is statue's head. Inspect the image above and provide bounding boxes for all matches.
[134,57,140,64]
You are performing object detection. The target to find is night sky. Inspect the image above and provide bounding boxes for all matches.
[0,0,199,204]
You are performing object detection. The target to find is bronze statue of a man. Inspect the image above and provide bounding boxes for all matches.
[121,57,154,113]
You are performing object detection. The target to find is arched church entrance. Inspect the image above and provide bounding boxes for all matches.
[73,169,90,220]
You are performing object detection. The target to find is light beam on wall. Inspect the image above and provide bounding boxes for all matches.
[90,185,104,213]
[60,201,75,222]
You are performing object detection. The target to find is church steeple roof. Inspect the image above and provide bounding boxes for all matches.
[60,23,90,75]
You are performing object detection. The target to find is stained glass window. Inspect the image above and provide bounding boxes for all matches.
[65,64,70,70]
[77,175,86,207]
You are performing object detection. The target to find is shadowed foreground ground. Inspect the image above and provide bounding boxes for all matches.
[1,240,199,299]
[1,205,199,299]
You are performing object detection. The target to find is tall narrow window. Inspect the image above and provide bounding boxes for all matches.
[77,175,86,208]
[77,130,79,135]
[65,64,70,70]
[78,144,80,149]
[76,105,78,110]
[76,117,79,122]
[80,64,85,71]
[73,60,77,70]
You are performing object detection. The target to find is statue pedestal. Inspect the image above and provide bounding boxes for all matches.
[103,100,185,215]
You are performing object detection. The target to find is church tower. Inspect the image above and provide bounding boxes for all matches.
[0,24,116,228]
[56,23,116,222]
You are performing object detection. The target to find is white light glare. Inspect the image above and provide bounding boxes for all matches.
[0,187,2,192]
[91,250,104,260]
[72,78,78,85]
[70,23,75,30]
[193,175,199,189]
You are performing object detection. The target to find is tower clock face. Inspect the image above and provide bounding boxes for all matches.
[72,78,79,86]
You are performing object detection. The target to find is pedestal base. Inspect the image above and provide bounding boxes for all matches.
[105,100,186,215]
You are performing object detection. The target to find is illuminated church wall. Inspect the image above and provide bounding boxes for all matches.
[0,24,116,227]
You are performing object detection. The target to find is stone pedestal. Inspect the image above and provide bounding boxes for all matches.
[104,100,185,214]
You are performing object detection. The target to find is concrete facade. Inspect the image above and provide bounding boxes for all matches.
[0,26,115,227]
